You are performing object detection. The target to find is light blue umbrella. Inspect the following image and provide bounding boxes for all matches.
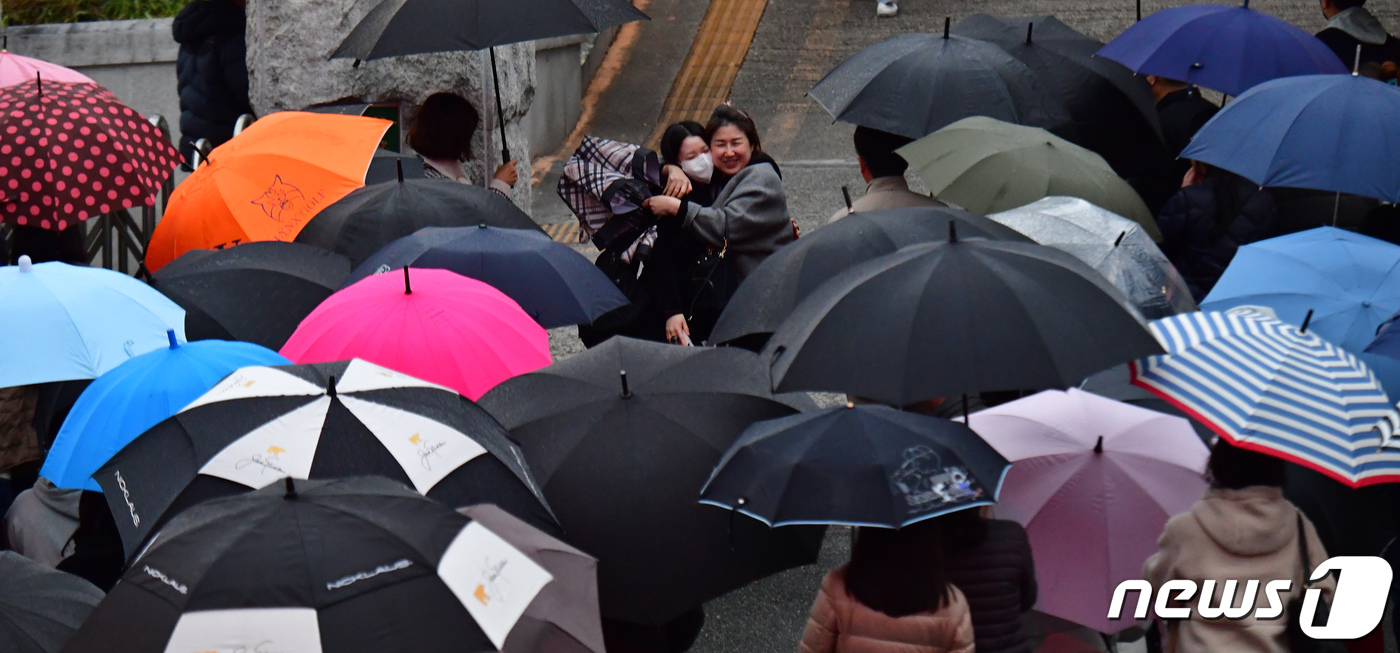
[39,332,288,491]
[1200,227,1400,353]
[0,256,186,387]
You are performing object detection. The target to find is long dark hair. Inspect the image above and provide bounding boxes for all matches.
[660,120,705,166]
[704,104,762,154]
[845,520,953,617]
[1207,438,1286,489]
[936,507,989,556]
[409,92,479,162]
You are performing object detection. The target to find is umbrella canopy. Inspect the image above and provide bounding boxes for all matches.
[39,334,288,492]
[296,178,542,268]
[145,112,391,271]
[0,52,93,87]
[1201,227,1400,353]
[899,117,1158,238]
[280,268,551,400]
[0,79,179,230]
[710,206,1031,346]
[1079,363,1214,443]
[1095,3,1346,97]
[699,403,1010,528]
[1130,308,1400,488]
[478,337,824,626]
[95,358,556,557]
[0,256,186,387]
[458,504,605,653]
[989,197,1195,319]
[365,148,426,184]
[345,225,628,328]
[1180,74,1400,204]
[1367,309,1400,360]
[808,31,1069,140]
[966,388,1209,633]
[766,234,1162,406]
[0,551,104,653]
[148,241,353,351]
[65,477,557,653]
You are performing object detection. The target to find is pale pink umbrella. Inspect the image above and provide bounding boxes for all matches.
[0,51,94,87]
[961,388,1209,634]
[280,267,551,400]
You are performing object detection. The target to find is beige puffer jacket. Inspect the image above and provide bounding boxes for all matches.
[800,566,976,653]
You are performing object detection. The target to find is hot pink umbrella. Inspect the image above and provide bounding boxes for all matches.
[0,51,94,87]
[963,388,1209,634]
[280,267,551,400]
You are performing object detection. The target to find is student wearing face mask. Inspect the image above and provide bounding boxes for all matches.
[642,121,720,345]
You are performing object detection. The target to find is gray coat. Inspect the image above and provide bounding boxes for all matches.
[681,161,793,280]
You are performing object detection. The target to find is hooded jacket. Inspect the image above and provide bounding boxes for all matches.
[1142,486,1337,653]
[3,478,81,567]
[173,0,251,165]
[681,153,794,280]
[1316,7,1400,74]
[800,567,975,653]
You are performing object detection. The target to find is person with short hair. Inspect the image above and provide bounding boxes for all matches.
[1316,0,1400,78]
[408,92,519,198]
[829,126,942,224]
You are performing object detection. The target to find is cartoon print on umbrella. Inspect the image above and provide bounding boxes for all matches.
[891,445,984,515]
[250,175,305,221]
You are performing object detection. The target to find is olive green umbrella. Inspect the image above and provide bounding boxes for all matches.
[898,116,1160,241]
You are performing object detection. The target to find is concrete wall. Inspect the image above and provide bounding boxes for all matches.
[526,26,620,159]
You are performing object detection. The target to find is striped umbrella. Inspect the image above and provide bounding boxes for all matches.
[1130,308,1400,488]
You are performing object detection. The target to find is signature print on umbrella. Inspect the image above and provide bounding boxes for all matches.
[410,433,448,470]
[891,445,983,513]
[235,445,288,475]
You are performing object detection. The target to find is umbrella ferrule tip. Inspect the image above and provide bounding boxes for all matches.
[17,255,32,272]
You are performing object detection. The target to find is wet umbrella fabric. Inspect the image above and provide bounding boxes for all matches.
[0,551,104,653]
[345,225,628,328]
[1200,227,1400,353]
[1079,363,1214,443]
[0,256,186,388]
[1095,3,1346,97]
[699,404,1010,528]
[710,206,1031,345]
[899,117,1158,238]
[478,337,824,626]
[808,32,1069,140]
[365,149,426,184]
[766,237,1162,406]
[149,241,353,351]
[297,178,542,268]
[989,197,1195,319]
[40,335,288,492]
[1180,74,1400,204]
[0,52,93,87]
[64,477,555,653]
[95,358,557,557]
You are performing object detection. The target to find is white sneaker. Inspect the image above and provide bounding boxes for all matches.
[876,1,897,16]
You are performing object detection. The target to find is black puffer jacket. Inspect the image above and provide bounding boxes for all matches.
[944,519,1037,653]
[1156,174,1278,301]
[173,0,251,165]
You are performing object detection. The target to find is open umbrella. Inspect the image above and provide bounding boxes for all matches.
[1200,227,1400,352]
[808,26,1069,140]
[1079,363,1214,443]
[296,177,542,268]
[65,477,557,653]
[0,551,105,653]
[478,337,824,626]
[898,117,1158,237]
[345,225,628,328]
[39,333,288,492]
[0,256,185,388]
[965,388,1209,633]
[366,148,426,184]
[96,358,557,557]
[710,206,1031,346]
[1095,2,1346,97]
[1180,74,1400,204]
[145,112,391,271]
[148,241,353,350]
[280,268,551,400]
[989,197,1195,318]
[766,232,1162,406]
[0,52,93,87]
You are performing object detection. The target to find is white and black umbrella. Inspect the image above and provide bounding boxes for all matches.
[64,477,559,653]
[95,358,556,557]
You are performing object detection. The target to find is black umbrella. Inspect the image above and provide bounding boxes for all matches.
[766,224,1163,406]
[65,477,565,653]
[700,404,1010,528]
[366,149,427,185]
[296,177,542,268]
[478,337,824,626]
[345,225,629,328]
[808,23,1070,140]
[148,241,352,350]
[95,358,557,558]
[0,552,104,653]
[710,206,1032,347]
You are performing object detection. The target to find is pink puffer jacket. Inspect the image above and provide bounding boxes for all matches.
[800,566,976,653]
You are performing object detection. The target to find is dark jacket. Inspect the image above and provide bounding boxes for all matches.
[943,519,1037,653]
[173,0,251,165]
[1316,7,1400,76]
[1157,89,1218,173]
[1156,174,1278,301]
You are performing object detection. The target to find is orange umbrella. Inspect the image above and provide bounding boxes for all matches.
[145,112,390,271]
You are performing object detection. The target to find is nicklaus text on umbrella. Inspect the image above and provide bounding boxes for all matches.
[1107,557,1392,640]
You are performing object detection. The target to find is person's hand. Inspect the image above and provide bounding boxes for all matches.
[494,160,519,187]
[644,195,682,217]
[663,165,692,198]
[666,314,691,345]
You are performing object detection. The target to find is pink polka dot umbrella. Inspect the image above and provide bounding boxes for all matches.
[0,78,180,231]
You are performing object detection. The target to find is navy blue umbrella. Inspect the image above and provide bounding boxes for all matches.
[1181,74,1400,203]
[1096,3,1345,97]
[345,225,629,328]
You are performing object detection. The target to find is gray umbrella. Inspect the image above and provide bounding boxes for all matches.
[0,552,104,653]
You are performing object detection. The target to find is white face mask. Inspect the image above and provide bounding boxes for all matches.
[680,152,713,184]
